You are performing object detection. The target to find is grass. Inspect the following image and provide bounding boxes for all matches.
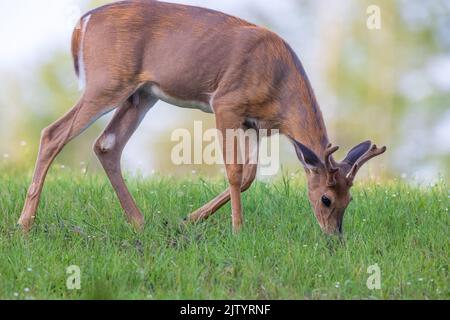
[0,167,448,300]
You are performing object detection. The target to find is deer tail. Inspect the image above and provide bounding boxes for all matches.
[71,19,83,77]
[71,14,92,90]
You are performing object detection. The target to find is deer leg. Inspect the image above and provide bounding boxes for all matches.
[18,90,135,232]
[209,110,254,233]
[94,93,157,229]
[224,137,244,233]
[187,132,259,223]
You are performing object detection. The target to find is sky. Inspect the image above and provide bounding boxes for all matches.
[0,0,87,68]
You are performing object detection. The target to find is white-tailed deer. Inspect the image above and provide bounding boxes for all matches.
[19,0,386,235]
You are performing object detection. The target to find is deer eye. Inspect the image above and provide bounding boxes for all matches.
[321,195,331,207]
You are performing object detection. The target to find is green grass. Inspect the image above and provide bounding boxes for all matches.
[0,168,448,300]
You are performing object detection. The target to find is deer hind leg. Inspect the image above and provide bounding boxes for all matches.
[186,130,259,223]
[18,87,137,232]
[94,91,157,229]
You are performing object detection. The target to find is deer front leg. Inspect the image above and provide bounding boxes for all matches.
[94,94,157,229]
[214,110,248,233]
[186,133,259,223]
[228,167,244,233]
[186,164,257,223]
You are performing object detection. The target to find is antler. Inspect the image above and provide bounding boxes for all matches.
[346,144,387,183]
[324,144,340,186]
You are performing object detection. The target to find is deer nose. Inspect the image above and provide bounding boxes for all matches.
[321,221,343,237]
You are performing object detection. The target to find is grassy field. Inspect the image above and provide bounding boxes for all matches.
[0,168,448,300]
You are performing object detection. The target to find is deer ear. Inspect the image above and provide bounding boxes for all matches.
[343,141,372,165]
[291,139,323,170]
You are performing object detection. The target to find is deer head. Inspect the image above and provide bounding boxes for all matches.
[292,140,386,235]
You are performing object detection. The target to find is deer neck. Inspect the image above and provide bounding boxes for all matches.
[280,79,330,158]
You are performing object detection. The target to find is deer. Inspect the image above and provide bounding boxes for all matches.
[18,0,386,235]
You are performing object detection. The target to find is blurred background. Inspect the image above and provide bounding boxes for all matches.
[0,0,449,182]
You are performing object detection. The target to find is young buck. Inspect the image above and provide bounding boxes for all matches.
[19,0,386,235]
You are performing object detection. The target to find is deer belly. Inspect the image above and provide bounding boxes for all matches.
[147,84,214,114]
